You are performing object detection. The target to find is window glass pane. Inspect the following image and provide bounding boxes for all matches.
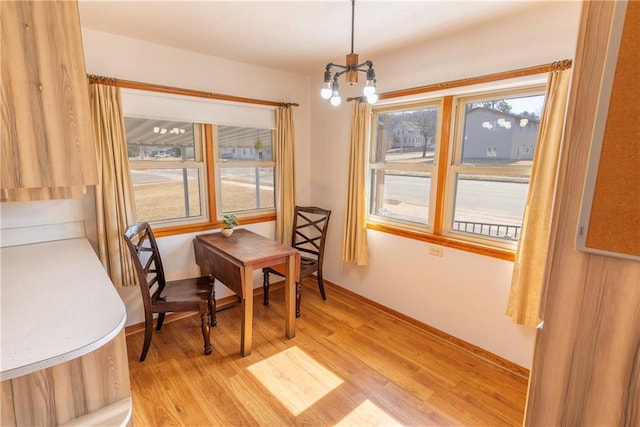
[125,117,195,160]
[217,126,272,161]
[461,94,544,166]
[220,167,275,213]
[131,168,202,222]
[370,170,431,225]
[374,107,439,165]
[451,173,529,241]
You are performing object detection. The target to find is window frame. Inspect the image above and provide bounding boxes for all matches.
[213,125,277,217]
[125,119,277,238]
[367,99,443,234]
[126,119,210,228]
[367,83,547,260]
[443,85,545,251]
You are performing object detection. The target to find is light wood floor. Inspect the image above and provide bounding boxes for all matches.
[126,278,528,426]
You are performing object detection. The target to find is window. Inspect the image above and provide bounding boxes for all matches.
[215,125,275,214]
[125,117,208,226]
[368,85,546,255]
[369,102,441,230]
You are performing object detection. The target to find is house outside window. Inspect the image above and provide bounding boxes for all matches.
[368,85,546,253]
[369,102,441,230]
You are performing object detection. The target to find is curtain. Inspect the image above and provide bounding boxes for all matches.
[342,100,370,265]
[506,67,572,327]
[274,107,296,245]
[90,84,137,288]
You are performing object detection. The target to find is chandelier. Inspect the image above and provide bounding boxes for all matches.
[320,0,378,106]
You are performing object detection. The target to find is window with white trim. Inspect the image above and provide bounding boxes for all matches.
[122,89,277,228]
[368,84,546,252]
[125,117,208,226]
[215,125,275,214]
[369,101,442,231]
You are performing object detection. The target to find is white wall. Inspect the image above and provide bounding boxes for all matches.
[80,29,312,326]
[309,2,582,368]
[0,2,581,369]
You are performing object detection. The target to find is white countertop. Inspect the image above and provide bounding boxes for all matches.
[1,238,127,380]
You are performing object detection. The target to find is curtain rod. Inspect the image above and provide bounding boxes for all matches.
[88,74,299,108]
[348,59,572,103]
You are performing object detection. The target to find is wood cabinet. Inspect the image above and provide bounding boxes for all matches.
[1,0,97,201]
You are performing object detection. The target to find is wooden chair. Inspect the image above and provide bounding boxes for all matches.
[262,206,331,317]
[124,222,216,362]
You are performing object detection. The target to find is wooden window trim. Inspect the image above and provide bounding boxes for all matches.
[367,222,515,261]
[151,124,276,238]
[366,62,572,260]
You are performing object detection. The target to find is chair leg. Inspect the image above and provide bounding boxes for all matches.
[262,269,270,306]
[201,311,212,355]
[296,281,301,318]
[156,312,165,331]
[317,271,327,300]
[140,315,154,362]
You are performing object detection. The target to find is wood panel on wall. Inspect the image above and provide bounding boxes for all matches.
[0,330,131,426]
[525,1,640,425]
[1,0,97,200]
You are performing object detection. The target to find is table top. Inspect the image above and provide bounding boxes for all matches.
[1,238,126,380]
[195,229,297,266]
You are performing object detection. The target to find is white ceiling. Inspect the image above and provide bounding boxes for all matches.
[78,1,546,76]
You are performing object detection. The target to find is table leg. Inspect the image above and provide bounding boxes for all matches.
[240,264,254,356]
[285,253,298,339]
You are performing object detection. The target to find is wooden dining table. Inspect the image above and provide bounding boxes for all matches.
[193,229,299,356]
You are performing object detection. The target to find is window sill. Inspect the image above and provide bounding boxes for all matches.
[152,212,276,238]
[366,222,516,261]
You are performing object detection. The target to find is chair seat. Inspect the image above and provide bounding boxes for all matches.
[152,277,213,311]
[124,222,217,361]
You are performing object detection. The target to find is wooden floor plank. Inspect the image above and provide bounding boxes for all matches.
[126,277,528,426]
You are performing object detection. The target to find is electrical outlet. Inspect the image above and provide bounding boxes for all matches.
[429,245,443,257]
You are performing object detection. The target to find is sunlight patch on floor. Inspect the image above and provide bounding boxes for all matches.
[335,399,404,427]
[247,346,343,416]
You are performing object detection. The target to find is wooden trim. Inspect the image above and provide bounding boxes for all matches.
[432,96,453,234]
[349,59,572,102]
[205,124,217,223]
[152,213,276,238]
[367,222,516,261]
[321,279,529,379]
[87,74,299,108]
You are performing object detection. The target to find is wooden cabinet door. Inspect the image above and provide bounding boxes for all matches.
[1,0,97,194]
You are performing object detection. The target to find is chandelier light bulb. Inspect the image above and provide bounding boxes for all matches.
[320,81,332,99]
[363,80,376,97]
[366,93,379,104]
[330,95,342,106]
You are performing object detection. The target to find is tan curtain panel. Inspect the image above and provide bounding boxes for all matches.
[342,101,370,265]
[90,84,137,288]
[274,107,296,245]
[506,68,572,327]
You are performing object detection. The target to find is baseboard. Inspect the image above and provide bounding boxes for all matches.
[321,279,530,379]
[124,277,529,379]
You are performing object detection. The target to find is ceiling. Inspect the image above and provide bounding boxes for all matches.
[78,1,544,76]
